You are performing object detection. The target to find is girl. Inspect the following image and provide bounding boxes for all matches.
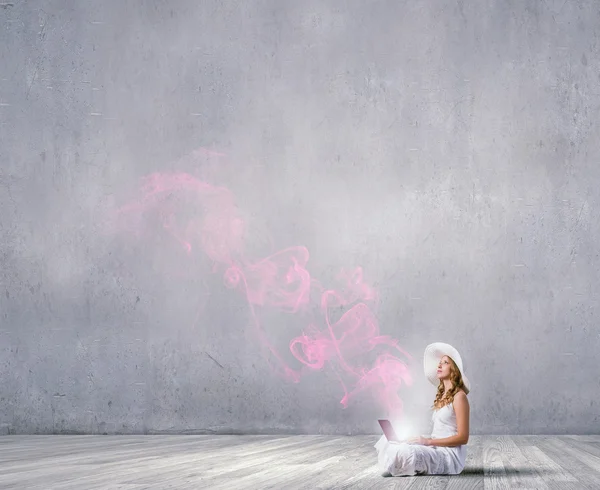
[374,342,471,476]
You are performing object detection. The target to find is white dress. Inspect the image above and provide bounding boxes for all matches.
[374,402,467,476]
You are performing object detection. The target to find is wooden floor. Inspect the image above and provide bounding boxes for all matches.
[0,435,599,489]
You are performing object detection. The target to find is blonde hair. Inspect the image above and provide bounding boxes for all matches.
[431,356,468,410]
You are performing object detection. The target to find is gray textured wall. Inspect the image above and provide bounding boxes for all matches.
[1,0,600,436]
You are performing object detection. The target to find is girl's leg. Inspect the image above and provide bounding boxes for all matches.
[378,443,419,477]
[412,445,456,475]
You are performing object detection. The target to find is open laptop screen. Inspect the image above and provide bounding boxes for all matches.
[378,419,401,442]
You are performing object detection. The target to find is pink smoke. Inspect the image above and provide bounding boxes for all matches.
[114,148,414,417]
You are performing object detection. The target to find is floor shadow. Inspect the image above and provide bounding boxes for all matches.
[382,467,556,478]
[460,466,562,477]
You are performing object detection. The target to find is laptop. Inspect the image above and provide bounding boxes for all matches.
[378,419,404,444]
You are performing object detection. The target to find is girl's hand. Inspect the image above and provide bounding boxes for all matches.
[406,436,430,446]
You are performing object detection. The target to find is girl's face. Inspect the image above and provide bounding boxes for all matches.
[436,356,452,379]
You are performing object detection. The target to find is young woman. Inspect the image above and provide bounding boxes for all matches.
[374,342,471,476]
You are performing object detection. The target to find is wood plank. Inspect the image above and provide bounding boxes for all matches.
[565,435,600,444]
[496,436,549,489]
[0,435,309,479]
[293,436,382,490]
[182,436,355,489]
[514,437,578,482]
[549,437,600,473]
[0,436,323,489]
[324,436,419,490]
[143,436,343,488]
[334,463,398,490]
[482,435,511,490]
[0,435,236,464]
[513,443,579,489]
[527,436,600,489]
[1,435,600,489]
[563,436,600,460]
[406,475,449,490]
[47,437,330,489]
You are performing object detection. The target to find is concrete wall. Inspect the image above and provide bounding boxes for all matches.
[1,0,599,435]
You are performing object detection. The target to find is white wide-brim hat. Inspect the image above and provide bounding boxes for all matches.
[424,342,471,394]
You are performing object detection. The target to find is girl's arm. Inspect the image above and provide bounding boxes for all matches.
[426,434,465,447]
